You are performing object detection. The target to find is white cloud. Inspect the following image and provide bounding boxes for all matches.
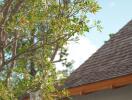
[67,36,97,69]
[56,36,97,70]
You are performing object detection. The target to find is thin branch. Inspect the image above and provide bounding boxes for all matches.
[66,1,76,17]
[52,59,66,63]
[0,0,14,67]
[0,29,7,67]
[11,32,18,66]
[9,0,25,17]
[50,44,59,62]
[0,0,13,26]
[1,48,4,64]
[6,32,18,83]
[0,41,43,71]
[29,30,36,76]
[5,35,35,48]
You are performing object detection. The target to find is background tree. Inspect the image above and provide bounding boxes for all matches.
[0,0,101,99]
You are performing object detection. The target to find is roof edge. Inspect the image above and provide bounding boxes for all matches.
[67,74,132,96]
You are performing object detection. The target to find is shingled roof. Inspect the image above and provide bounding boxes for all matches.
[64,20,132,89]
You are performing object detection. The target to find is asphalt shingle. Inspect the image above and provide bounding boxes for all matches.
[64,20,132,88]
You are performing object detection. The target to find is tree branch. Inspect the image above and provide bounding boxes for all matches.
[0,42,42,71]
[0,0,13,26]
[52,59,66,63]
[50,44,59,62]
[6,32,18,83]
[9,0,25,17]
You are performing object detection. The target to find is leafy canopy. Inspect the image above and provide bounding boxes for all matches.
[0,0,101,99]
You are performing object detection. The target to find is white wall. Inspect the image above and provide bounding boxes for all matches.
[30,90,41,100]
[72,85,132,100]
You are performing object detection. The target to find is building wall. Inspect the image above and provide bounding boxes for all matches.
[30,90,41,100]
[72,85,132,100]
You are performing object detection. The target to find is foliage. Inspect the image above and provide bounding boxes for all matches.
[0,0,101,99]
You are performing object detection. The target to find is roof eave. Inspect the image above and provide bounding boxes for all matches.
[67,74,132,96]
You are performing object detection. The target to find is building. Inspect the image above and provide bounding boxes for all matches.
[64,20,132,100]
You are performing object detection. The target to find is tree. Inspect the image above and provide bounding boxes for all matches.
[0,0,101,99]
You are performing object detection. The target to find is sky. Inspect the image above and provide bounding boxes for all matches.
[58,0,132,70]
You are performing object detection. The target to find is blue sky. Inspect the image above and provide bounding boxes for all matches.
[57,0,132,70]
[1,0,132,70]
[87,0,132,48]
